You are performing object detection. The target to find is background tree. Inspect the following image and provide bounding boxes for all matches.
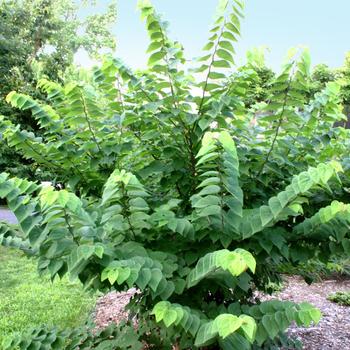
[0,0,117,178]
[311,63,337,93]
[230,47,275,108]
[337,53,350,128]
[310,57,350,128]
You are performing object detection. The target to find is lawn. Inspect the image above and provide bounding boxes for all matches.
[0,246,96,345]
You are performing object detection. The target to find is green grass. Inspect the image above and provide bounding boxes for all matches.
[0,246,96,344]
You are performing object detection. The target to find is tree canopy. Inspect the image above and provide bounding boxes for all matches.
[0,0,117,177]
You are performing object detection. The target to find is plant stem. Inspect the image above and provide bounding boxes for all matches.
[79,90,102,153]
[63,208,79,245]
[256,66,294,177]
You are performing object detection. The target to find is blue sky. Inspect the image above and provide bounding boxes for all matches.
[76,0,350,71]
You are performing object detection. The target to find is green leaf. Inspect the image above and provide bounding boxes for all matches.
[94,245,104,259]
[136,268,152,289]
[235,249,256,273]
[195,322,217,347]
[203,41,214,51]
[212,60,231,68]
[215,314,243,339]
[57,190,69,206]
[152,301,170,322]
[226,253,247,276]
[209,72,227,80]
[219,40,235,53]
[240,315,257,343]
[222,31,237,41]
[77,245,95,260]
[261,314,279,339]
[225,22,240,35]
[148,268,163,292]
[216,49,235,64]
[107,269,119,285]
[117,267,131,284]
[308,308,322,324]
[163,309,178,327]
[147,41,162,53]
[148,51,166,66]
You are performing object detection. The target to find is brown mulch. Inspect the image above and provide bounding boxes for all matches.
[93,276,350,349]
[94,288,137,329]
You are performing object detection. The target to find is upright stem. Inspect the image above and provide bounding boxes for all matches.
[120,184,136,241]
[158,28,179,110]
[198,23,226,115]
[256,66,295,177]
[79,91,102,153]
[63,208,79,245]
[24,140,62,171]
[158,26,197,180]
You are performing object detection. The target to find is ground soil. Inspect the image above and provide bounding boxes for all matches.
[93,288,136,329]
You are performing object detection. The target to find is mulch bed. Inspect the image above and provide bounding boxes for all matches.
[94,276,350,349]
[270,275,350,350]
[93,288,136,329]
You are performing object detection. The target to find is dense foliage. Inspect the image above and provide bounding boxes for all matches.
[0,0,117,178]
[328,291,350,306]
[1,0,350,348]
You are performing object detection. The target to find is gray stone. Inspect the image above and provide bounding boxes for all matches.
[0,206,18,224]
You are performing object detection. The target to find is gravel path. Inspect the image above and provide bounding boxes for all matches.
[94,276,350,349]
[0,206,17,224]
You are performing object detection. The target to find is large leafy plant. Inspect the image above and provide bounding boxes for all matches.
[1,0,350,349]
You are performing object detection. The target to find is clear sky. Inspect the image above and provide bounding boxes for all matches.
[76,0,350,72]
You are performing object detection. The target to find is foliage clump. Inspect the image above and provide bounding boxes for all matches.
[327,291,350,306]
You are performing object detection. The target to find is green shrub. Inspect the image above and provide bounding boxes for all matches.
[1,0,350,349]
[279,256,350,283]
[327,291,350,306]
[2,322,143,350]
